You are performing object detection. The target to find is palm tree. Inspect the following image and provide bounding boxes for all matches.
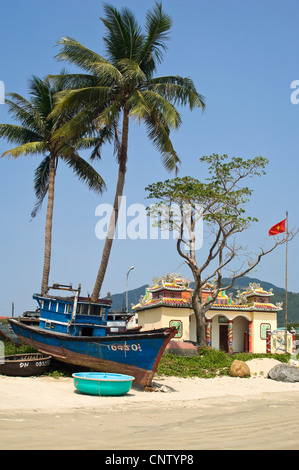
[0,75,106,295]
[50,2,205,300]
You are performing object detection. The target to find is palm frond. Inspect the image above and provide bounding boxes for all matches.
[141,89,182,129]
[51,104,99,141]
[0,124,42,146]
[48,72,100,91]
[62,149,106,194]
[90,124,120,161]
[51,86,112,117]
[140,2,172,71]
[5,93,43,133]
[117,59,146,83]
[93,99,121,130]
[89,62,123,85]
[1,141,47,159]
[55,36,108,72]
[101,3,143,62]
[145,113,181,173]
[31,155,50,218]
[147,76,206,110]
[28,76,53,120]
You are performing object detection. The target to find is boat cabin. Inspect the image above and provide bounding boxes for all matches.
[33,284,129,337]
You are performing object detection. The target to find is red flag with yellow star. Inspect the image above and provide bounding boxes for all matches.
[268,218,287,236]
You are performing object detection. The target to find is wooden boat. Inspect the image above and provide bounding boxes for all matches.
[9,283,177,387]
[0,353,51,377]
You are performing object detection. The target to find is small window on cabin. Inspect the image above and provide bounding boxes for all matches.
[50,302,57,312]
[80,304,89,315]
[43,300,49,310]
[90,305,102,316]
[67,304,72,314]
[58,303,65,313]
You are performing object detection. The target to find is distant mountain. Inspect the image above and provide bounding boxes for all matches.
[110,275,299,327]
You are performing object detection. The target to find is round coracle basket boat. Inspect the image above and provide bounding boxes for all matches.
[0,353,52,377]
[72,372,135,396]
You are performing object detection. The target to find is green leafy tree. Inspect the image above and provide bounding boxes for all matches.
[50,3,205,300]
[0,75,106,295]
[146,154,296,347]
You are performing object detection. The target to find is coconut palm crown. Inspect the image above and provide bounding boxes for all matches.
[50,2,205,300]
[0,75,106,295]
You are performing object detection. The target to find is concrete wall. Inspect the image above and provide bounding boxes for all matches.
[252,311,277,353]
[137,306,192,341]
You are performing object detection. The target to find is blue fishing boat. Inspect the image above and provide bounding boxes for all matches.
[8,283,177,387]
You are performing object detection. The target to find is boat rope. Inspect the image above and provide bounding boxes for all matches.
[67,319,77,336]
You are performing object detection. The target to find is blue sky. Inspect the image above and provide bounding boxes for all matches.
[0,0,298,315]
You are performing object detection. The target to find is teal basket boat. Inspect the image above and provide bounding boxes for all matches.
[72,372,135,396]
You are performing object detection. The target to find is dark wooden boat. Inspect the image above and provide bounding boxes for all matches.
[0,353,52,377]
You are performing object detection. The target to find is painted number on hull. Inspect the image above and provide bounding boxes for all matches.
[108,343,142,352]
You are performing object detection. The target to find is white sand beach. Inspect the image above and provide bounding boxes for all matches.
[0,358,299,450]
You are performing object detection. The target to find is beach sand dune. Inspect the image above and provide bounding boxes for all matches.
[1,362,299,450]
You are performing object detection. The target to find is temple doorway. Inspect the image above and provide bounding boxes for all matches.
[219,324,228,352]
[210,314,251,353]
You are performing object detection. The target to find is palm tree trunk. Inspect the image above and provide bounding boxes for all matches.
[91,108,129,300]
[41,155,56,295]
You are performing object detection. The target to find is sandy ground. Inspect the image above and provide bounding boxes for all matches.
[0,358,299,451]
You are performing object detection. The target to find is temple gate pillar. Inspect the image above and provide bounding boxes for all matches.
[249,321,253,353]
[206,319,211,348]
[228,320,233,353]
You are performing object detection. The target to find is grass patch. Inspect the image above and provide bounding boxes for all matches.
[4,342,36,356]
[156,349,290,379]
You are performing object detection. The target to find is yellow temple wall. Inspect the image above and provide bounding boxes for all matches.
[251,311,277,353]
[137,306,192,341]
[137,307,163,331]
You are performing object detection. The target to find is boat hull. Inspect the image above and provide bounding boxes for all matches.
[0,353,51,377]
[8,319,176,387]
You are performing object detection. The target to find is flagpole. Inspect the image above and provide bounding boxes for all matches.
[285,211,288,354]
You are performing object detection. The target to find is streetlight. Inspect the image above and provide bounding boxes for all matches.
[126,266,134,313]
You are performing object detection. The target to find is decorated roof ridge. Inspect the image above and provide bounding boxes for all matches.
[148,285,192,292]
[148,273,192,290]
[243,282,274,297]
[209,302,283,311]
[133,298,193,310]
[132,274,280,311]
[201,282,215,291]
[132,300,282,312]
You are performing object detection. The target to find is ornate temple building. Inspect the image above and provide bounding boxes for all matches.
[132,273,285,354]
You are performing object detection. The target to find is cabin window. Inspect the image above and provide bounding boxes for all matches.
[67,304,73,314]
[89,305,102,316]
[45,320,55,329]
[58,303,65,313]
[43,300,49,310]
[50,302,57,312]
[80,304,89,315]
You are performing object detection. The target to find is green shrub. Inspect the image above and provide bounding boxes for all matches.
[4,341,36,356]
